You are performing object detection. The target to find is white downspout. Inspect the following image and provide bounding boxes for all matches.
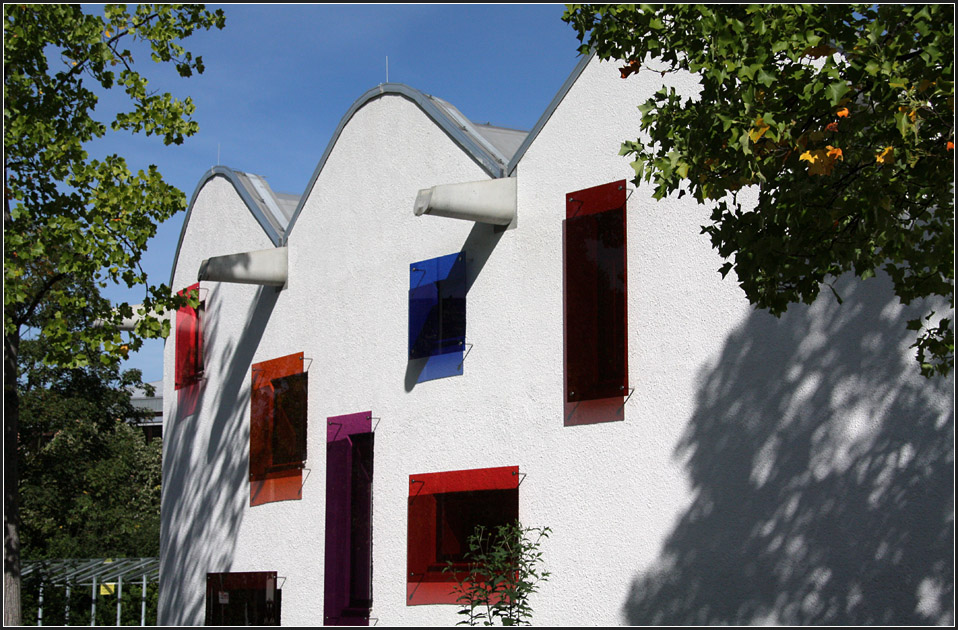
[414,177,516,226]
[197,246,288,287]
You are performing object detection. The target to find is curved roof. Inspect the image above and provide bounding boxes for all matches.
[171,84,532,284]
[169,165,297,286]
[281,83,527,239]
[506,52,594,176]
[170,51,600,282]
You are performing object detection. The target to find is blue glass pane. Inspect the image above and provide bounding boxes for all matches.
[417,351,463,383]
[409,253,466,360]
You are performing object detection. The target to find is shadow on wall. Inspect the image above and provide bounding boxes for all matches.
[624,274,954,625]
[160,284,281,625]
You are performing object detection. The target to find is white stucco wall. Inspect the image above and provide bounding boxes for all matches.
[161,55,954,626]
[160,174,279,625]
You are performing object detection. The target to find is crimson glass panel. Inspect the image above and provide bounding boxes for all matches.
[564,181,628,404]
[407,466,519,606]
[174,283,203,390]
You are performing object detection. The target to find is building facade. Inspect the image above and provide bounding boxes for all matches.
[159,55,954,626]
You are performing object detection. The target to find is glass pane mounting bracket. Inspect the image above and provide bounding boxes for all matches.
[457,341,473,369]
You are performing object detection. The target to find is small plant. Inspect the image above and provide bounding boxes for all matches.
[444,520,551,626]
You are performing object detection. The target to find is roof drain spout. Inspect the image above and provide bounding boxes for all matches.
[197,246,288,287]
[414,177,516,226]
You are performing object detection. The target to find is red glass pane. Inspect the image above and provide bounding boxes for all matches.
[436,489,518,564]
[407,466,519,605]
[174,283,203,390]
[564,181,628,414]
[206,572,280,626]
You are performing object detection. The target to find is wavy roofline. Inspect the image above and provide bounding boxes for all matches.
[170,55,597,283]
[169,165,284,287]
[281,83,516,240]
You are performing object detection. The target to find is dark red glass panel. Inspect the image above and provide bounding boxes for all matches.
[206,572,280,626]
[564,181,628,408]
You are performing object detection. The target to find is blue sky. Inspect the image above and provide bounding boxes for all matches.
[97,4,588,382]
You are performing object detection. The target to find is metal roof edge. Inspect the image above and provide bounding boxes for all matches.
[506,51,596,176]
[168,165,283,288]
[282,83,506,242]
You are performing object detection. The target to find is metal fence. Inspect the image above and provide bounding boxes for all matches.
[22,558,159,626]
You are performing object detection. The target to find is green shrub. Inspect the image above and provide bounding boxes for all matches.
[444,520,551,626]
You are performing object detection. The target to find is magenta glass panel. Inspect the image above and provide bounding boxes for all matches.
[325,412,373,626]
[564,181,628,405]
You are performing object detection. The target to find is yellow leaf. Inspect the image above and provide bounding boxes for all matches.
[898,106,917,121]
[749,117,770,142]
[876,146,895,165]
[799,148,841,176]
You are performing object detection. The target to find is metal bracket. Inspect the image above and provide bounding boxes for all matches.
[567,196,585,218]
[514,470,527,487]
[620,386,636,412]
[458,341,473,369]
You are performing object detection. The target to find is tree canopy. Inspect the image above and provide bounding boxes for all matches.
[4,4,224,364]
[563,4,954,377]
[18,337,162,561]
[4,5,224,624]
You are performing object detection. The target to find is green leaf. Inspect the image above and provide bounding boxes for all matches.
[826,81,850,104]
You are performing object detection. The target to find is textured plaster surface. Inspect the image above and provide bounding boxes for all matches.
[162,57,954,626]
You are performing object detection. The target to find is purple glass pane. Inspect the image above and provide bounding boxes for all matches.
[325,412,373,626]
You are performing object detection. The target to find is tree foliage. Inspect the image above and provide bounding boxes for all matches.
[4,3,224,364]
[4,5,224,624]
[19,338,162,561]
[563,4,954,377]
